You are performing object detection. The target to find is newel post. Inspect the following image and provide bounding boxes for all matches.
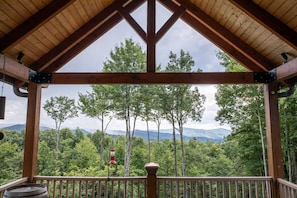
[145,162,159,198]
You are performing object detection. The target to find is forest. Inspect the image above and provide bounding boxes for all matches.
[1,39,297,185]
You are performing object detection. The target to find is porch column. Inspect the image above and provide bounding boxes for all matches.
[264,82,284,197]
[23,83,42,182]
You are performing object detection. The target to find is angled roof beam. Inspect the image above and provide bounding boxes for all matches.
[41,0,146,73]
[30,0,136,72]
[229,0,297,50]
[0,0,75,52]
[160,0,274,72]
[155,6,185,42]
[50,72,257,84]
[118,7,147,42]
[275,58,297,81]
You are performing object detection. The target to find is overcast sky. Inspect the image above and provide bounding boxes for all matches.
[0,2,229,131]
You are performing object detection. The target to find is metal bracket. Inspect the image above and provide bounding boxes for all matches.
[254,70,276,83]
[29,70,51,83]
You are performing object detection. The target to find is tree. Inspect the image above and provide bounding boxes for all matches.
[78,85,113,169]
[43,96,78,159]
[162,50,205,176]
[215,51,267,176]
[102,38,146,176]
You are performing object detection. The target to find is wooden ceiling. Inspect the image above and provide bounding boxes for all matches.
[0,0,296,88]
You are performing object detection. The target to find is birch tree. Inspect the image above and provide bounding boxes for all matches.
[102,38,146,176]
[43,96,78,160]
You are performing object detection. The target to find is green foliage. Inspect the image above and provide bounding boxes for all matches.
[43,96,78,128]
[0,130,23,185]
[215,51,267,176]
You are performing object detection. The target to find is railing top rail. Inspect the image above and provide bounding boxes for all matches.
[0,177,28,192]
[157,176,273,181]
[277,178,297,189]
[34,176,147,182]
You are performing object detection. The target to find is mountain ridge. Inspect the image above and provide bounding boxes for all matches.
[0,124,230,142]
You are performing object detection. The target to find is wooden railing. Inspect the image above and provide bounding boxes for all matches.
[278,178,297,198]
[34,176,147,197]
[157,176,273,198]
[0,177,28,197]
[0,175,287,198]
[2,164,297,198]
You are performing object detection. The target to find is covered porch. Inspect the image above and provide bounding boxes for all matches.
[0,0,297,197]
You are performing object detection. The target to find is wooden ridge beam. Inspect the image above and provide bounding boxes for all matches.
[229,0,297,50]
[0,0,75,52]
[50,72,257,84]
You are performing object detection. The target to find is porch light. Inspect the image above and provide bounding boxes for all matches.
[109,148,117,165]
[0,96,5,119]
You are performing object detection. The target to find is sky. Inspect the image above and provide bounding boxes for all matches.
[0,2,229,131]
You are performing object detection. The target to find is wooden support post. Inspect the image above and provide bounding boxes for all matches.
[22,83,42,182]
[264,82,284,198]
[147,0,156,73]
[145,162,159,198]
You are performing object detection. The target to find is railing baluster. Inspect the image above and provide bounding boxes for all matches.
[222,181,226,198]
[235,180,239,198]
[59,180,63,198]
[65,180,69,198]
[53,180,57,197]
[228,181,232,198]
[242,180,245,197]
[255,180,259,198]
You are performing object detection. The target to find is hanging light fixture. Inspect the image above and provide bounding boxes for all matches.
[0,54,6,119]
[0,95,5,119]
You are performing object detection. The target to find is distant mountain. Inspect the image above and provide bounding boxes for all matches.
[0,124,51,132]
[0,124,90,135]
[1,124,231,143]
[107,127,231,142]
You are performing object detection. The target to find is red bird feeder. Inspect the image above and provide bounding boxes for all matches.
[109,148,117,165]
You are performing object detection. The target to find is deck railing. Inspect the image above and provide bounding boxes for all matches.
[157,176,273,198]
[1,163,297,198]
[0,177,28,197]
[34,176,147,197]
[278,178,297,198]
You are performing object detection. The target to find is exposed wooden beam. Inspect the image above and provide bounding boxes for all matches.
[23,83,42,182]
[118,6,147,42]
[30,0,129,72]
[50,72,257,84]
[0,54,30,83]
[155,6,185,42]
[160,0,274,72]
[229,0,297,50]
[147,0,156,73]
[31,0,145,73]
[0,0,75,52]
[275,58,297,81]
[264,82,284,197]
[43,14,123,73]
